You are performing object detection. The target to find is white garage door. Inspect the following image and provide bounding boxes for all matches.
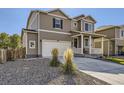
[42,40,71,57]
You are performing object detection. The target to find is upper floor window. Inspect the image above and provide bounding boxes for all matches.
[73,22,77,28]
[84,23,93,32]
[53,18,63,29]
[121,30,124,37]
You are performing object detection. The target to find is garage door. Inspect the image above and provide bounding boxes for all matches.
[42,40,71,57]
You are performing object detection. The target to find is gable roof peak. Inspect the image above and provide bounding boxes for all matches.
[47,8,70,19]
[84,15,96,23]
[73,14,85,19]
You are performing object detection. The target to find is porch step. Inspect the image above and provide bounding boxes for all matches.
[74,54,102,59]
[74,54,85,57]
[84,54,102,59]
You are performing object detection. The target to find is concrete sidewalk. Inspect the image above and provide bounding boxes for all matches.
[59,57,124,85]
[81,70,124,85]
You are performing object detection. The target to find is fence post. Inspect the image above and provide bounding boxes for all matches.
[0,49,7,64]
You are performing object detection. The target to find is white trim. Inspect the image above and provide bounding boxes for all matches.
[71,30,106,37]
[84,22,93,32]
[83,19,95,23]
[89,35,92,54]
[81,34,84,54]
[48,13,68,19]
[120,29,124,38]
[38,29,71,35]
[81,20,83,31]
[26,31,38,33]
[111,37,124,40]
[71,34,81,37]
[54,18,62,29]
[108,40,110,56]
[29,40,36,49]
[101,37,104,56]
[42,39,71,43]
[76,18,95,23]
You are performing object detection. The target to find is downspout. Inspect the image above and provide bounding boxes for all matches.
[25,31,28,58]
[37,12,41,57]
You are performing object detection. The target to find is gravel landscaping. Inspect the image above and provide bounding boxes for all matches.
[0,58,109,85]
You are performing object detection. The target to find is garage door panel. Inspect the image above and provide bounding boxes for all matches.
[42,40,71,57]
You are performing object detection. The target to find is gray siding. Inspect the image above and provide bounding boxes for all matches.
[40,13,71,32]
[39,31,71,41]
[28,12,38,30]
[27,32,38,57]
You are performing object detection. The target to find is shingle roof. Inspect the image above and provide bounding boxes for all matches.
[95,25,120,32]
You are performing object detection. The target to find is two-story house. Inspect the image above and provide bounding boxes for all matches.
[95,25,124,56]
[21,9,105,58]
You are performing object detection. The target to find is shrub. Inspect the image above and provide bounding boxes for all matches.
[106,57,124,65]
[63,48,76,74]
[50,48,60,67]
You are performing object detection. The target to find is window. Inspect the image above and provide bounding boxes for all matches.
[73,22,77,28]
[84,39,89,47]
[53,18,63,29]
[84,23,93,32]
[29,40,35,49]
[74,38,78,48]
[121,30,124,37]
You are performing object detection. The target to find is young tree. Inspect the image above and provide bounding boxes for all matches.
[9,34,21,49]
[0,32,9,49]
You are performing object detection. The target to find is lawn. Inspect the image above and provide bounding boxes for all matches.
[106,57,124,65]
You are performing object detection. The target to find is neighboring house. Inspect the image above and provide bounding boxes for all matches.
[95,25,124,56]
[21,9,105,58]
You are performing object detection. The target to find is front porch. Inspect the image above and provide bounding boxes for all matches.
[71,31,105,56]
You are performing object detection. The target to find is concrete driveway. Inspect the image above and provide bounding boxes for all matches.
[59,57,124,85]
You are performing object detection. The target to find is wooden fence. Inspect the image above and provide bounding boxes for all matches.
[0,47,26,63]
[0,49,7,63]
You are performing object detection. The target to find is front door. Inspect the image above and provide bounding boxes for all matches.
[74,38,78,48]
[118,46,124,55]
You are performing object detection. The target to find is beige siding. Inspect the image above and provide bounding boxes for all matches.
[115,39,124,46]
[28,12,38,30]
[71,20,81,31]
[27,32,38,55]
[115,28,121,38]
[49,11,67,17]
[40,13,71,32]
[39,31,71,41]
[77,20,81,31]
[96,28,115,38]
[22,32,26,48]
[94,40,115,56]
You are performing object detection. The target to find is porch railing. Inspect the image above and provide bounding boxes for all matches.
[72,47,82,54]
[91,48,102,54]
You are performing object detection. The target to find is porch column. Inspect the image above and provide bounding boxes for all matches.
[108,40,110,56]
[101,37,104,56]
[89,35,92,54]
[81,34,84,54]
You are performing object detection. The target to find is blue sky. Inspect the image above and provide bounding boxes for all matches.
[0,8,124,35]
